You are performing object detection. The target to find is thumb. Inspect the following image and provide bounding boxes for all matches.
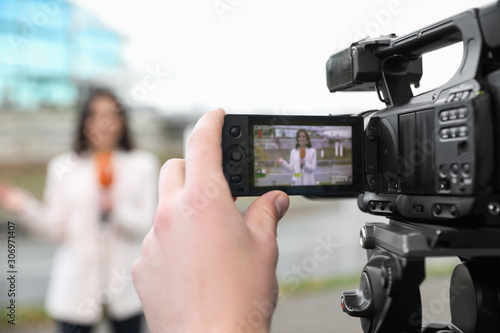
[244,191,289,237]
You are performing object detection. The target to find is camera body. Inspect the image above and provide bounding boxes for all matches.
[337,3,500,225]
[222,2,500,225]
[355,77,497,224]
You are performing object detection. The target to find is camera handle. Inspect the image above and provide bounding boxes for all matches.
[377,1,500,108]
[341,220,500,333]
[375,8,484,109]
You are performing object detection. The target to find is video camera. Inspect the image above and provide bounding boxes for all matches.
[223,1,500,332]
[223,2,500,226]
[327,1,500,227]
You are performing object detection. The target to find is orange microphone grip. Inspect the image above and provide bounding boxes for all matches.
[96,152,113,189]
[300,148,306,159]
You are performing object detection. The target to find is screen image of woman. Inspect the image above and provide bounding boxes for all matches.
[277,129,317,185]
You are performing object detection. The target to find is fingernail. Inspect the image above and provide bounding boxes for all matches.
[275,194,290,219]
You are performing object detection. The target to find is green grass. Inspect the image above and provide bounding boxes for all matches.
[0,305,51,328]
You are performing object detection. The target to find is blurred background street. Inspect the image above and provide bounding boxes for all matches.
[0,0,488,331]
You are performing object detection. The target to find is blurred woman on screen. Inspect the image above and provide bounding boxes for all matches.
[277,129,317,185]
[0,88,159,333]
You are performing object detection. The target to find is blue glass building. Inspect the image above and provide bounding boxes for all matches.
[0,0,123,111]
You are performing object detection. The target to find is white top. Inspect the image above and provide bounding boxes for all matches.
[17,149,159,324]
[281,147,317,185]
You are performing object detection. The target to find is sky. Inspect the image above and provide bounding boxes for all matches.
[71,0,494,116]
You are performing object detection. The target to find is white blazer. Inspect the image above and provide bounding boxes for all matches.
[281,147,317,185]
[17,149,159,324]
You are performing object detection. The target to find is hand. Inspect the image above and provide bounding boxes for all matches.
[132,108,290,333]
[0,183,30,213]
[276,156,284,164]
[300,158,305,166]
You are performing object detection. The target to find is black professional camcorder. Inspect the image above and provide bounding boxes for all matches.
[223,2,500,226]
[326,1,500,227]
[223,2,500,332]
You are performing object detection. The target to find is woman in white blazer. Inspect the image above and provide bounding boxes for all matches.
[278,129,317,185]
[0,89,159,333]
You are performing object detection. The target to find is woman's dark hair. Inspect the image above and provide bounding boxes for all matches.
[295,129,312,148]
[73,88,134,155]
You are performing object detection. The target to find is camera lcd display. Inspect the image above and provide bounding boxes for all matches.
[252,125,353,187]
[222,114,363,197]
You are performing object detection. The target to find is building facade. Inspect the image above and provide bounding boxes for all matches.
[0,0,123,111]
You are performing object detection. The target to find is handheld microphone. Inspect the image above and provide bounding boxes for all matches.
[300,148,305,169]
[97,154,113,189]
[96,152,113,223]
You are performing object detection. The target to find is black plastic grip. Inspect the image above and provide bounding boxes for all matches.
[376,9,484,90]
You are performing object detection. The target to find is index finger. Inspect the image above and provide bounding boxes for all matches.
[185,108,226,187]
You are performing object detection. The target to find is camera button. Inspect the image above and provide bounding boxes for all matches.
[226,145,246,164]
[230,175,242,184]
[230,126,241,137]
[439,111,449,121]
[451,163,459,175]
[462,163,471,175]
[460,90,471,100]
[230,150,243,161]
[458,126,469,137]
[439,164,449,176]
[452,91,463,101]
[449,110,458,120]
[440,128,450,139]
[413,205,424,213]
[458,107,469,119]
[433,205,442,216]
